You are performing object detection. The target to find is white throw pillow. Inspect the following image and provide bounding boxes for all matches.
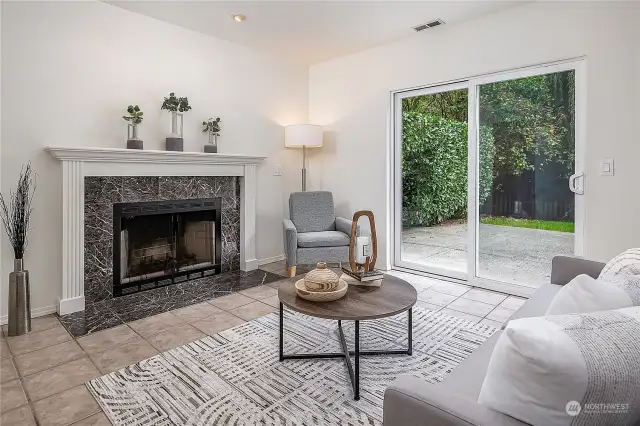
[545,274,640,315]
[478,307,640,426]
[599,248,640,279]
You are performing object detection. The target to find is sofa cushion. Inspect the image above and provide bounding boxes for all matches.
[478,307,640,426]
[507,283,561,324]
[289,191,336,233]
[297,231,350,248]
[546,274,640,315]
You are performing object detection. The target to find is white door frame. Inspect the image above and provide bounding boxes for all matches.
[391,58,586,296]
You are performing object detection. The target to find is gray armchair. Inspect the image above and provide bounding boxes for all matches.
[283,191,357,278]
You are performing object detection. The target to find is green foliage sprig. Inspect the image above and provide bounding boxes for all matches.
[122,105,143,124]
[161,92,192,113]
[202,117,221,136]
[401,112,495,227]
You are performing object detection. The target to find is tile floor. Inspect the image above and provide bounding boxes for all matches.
[0,261,526,425]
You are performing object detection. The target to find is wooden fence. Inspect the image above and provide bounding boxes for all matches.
[479,194,574,222]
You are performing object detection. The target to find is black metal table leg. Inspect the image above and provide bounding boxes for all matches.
[408,308,413,356]
[354,320,360,400]
[279,302,284,362]
[278,308,413,400]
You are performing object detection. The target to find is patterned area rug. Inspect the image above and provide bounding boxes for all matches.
[87,308,496,425]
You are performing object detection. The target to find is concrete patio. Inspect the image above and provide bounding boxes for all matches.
[401,222,574,287]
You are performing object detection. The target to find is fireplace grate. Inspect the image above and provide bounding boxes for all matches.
[112,198,222,297]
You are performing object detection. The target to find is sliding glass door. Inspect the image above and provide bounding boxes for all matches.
[394,60,584,295]
[394,82,470,280]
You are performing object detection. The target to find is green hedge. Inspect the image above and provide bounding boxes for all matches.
[402,112,495,227]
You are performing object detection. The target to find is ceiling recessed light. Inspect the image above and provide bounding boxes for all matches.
[232,14,246,23]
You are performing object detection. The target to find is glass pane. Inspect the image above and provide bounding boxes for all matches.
[477,70,575,287]
[400,87,469,274]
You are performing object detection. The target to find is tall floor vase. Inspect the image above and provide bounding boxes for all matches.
[8,259,31,336]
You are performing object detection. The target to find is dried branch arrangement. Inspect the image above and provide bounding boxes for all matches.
[0,164,36,259]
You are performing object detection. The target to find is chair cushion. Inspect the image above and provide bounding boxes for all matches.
[289,191,336,233]
[297,231,350,248]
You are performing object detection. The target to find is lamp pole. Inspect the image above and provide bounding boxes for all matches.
[302,145,307,191]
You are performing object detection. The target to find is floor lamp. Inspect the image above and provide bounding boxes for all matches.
[285,124,323,191]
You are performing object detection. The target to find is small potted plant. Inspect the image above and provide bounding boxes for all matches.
[161,92,191,151]
[0,164,35,336]
[122,105,144,149]
[202,117,221,153]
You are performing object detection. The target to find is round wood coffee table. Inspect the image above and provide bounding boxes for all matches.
[278,274,417,400]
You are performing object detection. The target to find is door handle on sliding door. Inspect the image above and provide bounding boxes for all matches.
[569,172,584,195]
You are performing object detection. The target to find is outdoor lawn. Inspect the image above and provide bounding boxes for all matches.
[480,217,574,233]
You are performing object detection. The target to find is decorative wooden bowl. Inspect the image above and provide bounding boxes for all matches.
[295,279,348,302]
[304,262,340,292]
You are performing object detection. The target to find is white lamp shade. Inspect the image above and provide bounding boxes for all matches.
[285,124,323,148]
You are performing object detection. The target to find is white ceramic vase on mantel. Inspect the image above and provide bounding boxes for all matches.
[166,111,184,151]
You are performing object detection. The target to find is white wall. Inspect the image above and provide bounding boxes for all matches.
[1,1,308,318]
[309,1,640,268]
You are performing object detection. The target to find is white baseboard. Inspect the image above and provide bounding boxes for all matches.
[258,254,285,265]
[58,295,85,315]
[0,305,58,326]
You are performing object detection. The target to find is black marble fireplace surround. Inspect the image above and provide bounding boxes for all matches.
[57,176,283,338]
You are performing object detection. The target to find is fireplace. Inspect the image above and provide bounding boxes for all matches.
[113,198,222,296]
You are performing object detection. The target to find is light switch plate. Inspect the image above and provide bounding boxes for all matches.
[600,158,614,176]
[273,165,282,176]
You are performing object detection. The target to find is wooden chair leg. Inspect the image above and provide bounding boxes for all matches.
[288,266,297,278]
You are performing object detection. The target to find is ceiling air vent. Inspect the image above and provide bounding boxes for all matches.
[413,19,445,32]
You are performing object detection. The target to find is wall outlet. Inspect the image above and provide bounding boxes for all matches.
[600,158,614,176]
[273,165,282,176]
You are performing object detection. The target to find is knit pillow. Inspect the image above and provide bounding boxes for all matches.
[599,248,640,279]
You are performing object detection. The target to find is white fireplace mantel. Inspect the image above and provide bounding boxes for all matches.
[46,146,266,315]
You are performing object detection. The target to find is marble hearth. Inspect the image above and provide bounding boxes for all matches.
[46,147,266,316]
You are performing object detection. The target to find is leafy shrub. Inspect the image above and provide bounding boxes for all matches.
[402,112,495,227]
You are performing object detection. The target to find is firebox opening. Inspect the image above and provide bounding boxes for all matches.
[113,198,222,296]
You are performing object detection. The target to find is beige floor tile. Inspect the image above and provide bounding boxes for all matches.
[261,295,281,308]
[486,306,516,324]
[431,281,471,297]
[266,279,290,289]
[499,295,528,311]
[33,385,100,426]
[209,293,254,310]
[3,315,61,337]
[417,289,457,306]
[479,318,503,330]
[229,301,276,321]
[71,412,111,426]
[239,285,279,300]
[171,303,223,323]
[14,340,85,376]
[0,339,11,359]
[415,301,441,311]
[440,308,483,323]
[89,336,158,374]
[446,298,495,317]
[145,324,205,352]
[129,312,184,337]
[22,357,99,402]
[461,288,508,306]
[6,325,71,356]
[1,405,36,425]
[0,379,28,413]
[192,312,245,335]
[76,324,138,355]
[1,358,18,383]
